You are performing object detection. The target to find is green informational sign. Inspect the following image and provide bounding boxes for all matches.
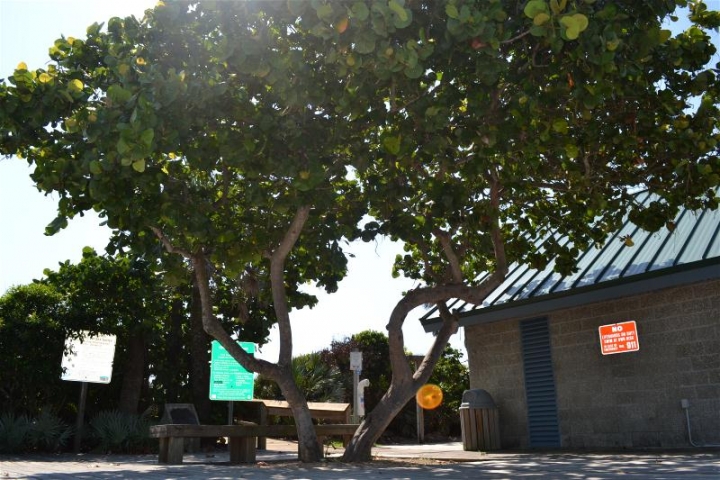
[209,341,255,401]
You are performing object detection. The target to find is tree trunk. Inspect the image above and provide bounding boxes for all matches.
[342,275,506,461]
[275,369,324,462]
[343,385,415,461]
[158,207,324,462]
[190,279,212,423]
[165,297,185,402]
[118,332,146,414]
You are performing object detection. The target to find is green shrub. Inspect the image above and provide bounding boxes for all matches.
[0,412,30,453]
[28,409,74,452]
[89,410,153,453]
[255,351,346,403]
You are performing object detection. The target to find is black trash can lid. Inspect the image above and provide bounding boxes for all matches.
[460,389,497,408]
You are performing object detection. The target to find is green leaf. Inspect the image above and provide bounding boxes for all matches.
[45,216,68,235]
[389,0,408,22]
[425,106,440,117]
[565,143,579,158]
[382,135,401,155]
[550,0,562,15]
[315,4,334,22]
[552,118,569,134]
[404,63,423,78]
[606,38,621,51]
[107,84,132,104]
[524,0,549,19]
[533,13,551,26]
[132,159,146,172]
[89,160,102,175]
[354,31,376,54]
[86,22,103,37]
[445,4,460,19]
[392,6,412,29]
[117,138,131,155]
[140,128,154,147]
[560,14,588,40]
[571,13,588,32]
[659,29,671,43]
[67,79,84,92]
[351,2,369,21]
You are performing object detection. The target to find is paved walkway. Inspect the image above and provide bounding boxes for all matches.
[1,440,718,479]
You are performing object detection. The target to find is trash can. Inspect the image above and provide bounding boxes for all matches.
[459,389,501,451]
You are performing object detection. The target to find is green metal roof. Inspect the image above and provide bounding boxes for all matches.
[422,191,720,331]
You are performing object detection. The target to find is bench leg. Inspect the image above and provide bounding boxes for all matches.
[159,437,184,464]
[258,405,267,450]
[158,437,169,463]
[229,436,256,463]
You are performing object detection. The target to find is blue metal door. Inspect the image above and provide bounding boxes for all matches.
[520,317,561,447]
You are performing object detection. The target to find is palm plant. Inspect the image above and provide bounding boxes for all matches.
[89,410,152,453]
[28,409,73,452]
[255,351,346,403]
[0,412,30,453]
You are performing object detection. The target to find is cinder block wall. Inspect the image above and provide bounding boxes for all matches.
[464,278,720,449]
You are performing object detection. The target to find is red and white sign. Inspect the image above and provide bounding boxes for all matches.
[598,321,639,355]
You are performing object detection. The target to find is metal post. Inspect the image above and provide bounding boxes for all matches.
[74,382,88,453]
[228,401,234,425]
[352,369,359,423]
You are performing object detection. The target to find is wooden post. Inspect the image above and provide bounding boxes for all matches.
[411,355,425,444]
[416,400,425,444]
[257,403,267,450]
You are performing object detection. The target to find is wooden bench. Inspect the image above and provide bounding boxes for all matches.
[235,400,352,450]
[149,423,359,464]
[260,400,351,423]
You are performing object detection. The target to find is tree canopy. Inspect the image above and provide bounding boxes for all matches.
[1,0,719,462]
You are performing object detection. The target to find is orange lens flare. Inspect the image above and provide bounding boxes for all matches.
[416,384,443,410]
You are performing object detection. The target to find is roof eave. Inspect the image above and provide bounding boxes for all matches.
[421,258,720,333]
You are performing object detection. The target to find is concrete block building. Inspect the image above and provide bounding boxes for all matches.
[424,191,720,449]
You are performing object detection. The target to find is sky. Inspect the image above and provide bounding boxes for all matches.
[0,0,468,363]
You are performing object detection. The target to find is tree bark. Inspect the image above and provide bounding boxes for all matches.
[189,278,212,423]
[118,332,146,414]
[184,206,323,462]
[165,297,185,402]
[342,274,506,461]
[344,188,509,461]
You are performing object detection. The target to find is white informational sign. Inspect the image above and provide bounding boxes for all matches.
[61,331,117,384]
[350,351,363,371]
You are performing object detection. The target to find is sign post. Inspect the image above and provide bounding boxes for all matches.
[350,351,362,423]
[209,341,255,424]
[60,331,117,453]
[598,321,640,355]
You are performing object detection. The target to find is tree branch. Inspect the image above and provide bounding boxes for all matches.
[434,228,463,283]
[488,171,508,277]
[501,29,531,44]
[150,226,192,259]
[269,205,311,366]
[385,271,505,381]
[191,252,277,376]
[411,301,458,388]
